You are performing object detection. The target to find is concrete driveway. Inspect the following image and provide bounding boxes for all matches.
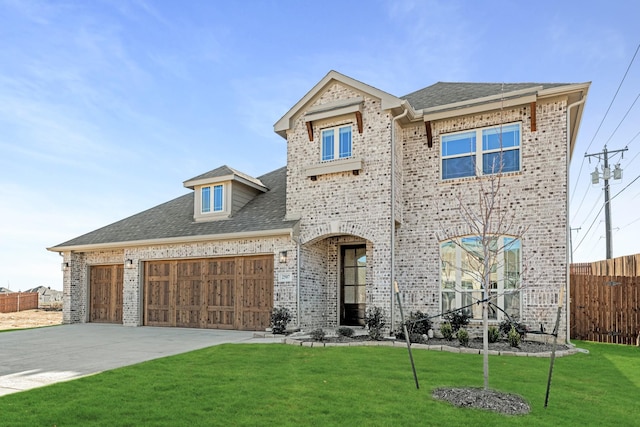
[0,324,276,396]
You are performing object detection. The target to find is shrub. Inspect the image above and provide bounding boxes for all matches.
[364,306,386,341]
[507,326,521,348]
[270,307,292,334]
[440,322,454,341]
[488,325,500,343]
[499,318,528,340]
[309,328,326,342]
[457,328,469,346]
[336,327,354,338]
[395,310,432,343]
[443,310,471,333]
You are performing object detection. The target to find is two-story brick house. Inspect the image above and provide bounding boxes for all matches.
[49,71,589,341]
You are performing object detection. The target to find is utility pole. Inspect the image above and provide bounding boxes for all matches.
[585,146,628,259]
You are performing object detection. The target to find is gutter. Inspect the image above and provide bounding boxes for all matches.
[390,103,409,333]
[565,97,586,346]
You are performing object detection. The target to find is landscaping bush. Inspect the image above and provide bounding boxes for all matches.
[457,328,469,346]
[336,327,354,338]
[507,326,521,348]
[443,310,470,332]
[309,329,326,342]
[270,307,292,334]
[488,325,500,343]
[364,306,386,341]
[440,322,454,340]
[395,310,432,343]
[499,318,527,340]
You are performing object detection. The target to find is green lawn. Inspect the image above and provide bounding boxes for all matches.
[0,341,637,426]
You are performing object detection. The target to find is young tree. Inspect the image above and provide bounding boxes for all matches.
[437,126,528,390]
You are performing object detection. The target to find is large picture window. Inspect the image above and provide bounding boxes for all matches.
[441,123,521,180]
[440,236,521,321]
[321,125,352,161]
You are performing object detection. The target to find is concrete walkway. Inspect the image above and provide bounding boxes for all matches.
[0,324,279,396]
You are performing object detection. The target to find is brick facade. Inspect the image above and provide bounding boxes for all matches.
[59,73,585,342]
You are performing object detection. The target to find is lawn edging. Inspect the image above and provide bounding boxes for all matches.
[252,332,580,357]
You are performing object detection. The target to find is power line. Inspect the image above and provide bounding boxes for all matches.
[603,92,640,146]
[584,43,639,154]
[570,43,640,206]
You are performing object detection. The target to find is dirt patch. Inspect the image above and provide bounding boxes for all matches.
[0,309,63,330]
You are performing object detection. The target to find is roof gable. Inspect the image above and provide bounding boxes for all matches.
[183,165,267,191]
[274,70,404,138]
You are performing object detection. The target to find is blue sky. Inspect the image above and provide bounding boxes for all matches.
[1,0,639,291]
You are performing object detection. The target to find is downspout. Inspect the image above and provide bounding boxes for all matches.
[391,105,409,333]
[566,97,585,345]
[291,224,301,329]
[296,237,301,328]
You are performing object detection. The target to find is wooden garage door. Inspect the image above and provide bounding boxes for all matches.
[90,265,123,324]
[144,255,273,330]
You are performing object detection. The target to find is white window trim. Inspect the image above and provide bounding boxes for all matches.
[441,122,522,180]
[321,124,352,162]
[194,183,229,221]
[440,235,521,322]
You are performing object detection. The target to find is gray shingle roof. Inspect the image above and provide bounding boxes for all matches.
[184,165,266,189]
[51,166,295,249]
[402,82,569,111]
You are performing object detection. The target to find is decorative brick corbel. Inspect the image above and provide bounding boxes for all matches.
[425,121,433,148]
[355,111,363,134]
[530,102,537,132]
[306,121,314,141]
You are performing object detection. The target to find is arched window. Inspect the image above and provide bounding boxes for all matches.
[440,236,521,321]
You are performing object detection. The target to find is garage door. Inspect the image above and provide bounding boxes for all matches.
[90,265,124,323]
[144,255,274,331]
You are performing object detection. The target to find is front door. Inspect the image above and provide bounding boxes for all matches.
[340,245,366,326]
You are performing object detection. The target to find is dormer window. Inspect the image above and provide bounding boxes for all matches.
[321,125,352,161]
[201,184,224,214]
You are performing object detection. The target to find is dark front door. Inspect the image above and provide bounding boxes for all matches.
[340,245,366,326]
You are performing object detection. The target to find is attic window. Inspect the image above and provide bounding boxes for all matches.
[201,184,224,213]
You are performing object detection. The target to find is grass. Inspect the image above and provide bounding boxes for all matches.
[0,341,637,426]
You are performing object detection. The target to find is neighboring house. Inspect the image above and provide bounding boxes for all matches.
[0,287,13,293]
[24,286,63,306]
[48,71,589,341]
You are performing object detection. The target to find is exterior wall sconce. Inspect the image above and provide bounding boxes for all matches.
[61,262,70,271]
[279,251,288,263]
[125,259,134,268]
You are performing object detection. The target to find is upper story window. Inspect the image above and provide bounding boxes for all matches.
[441,123,521,180]
[201,184,224,214]
[321,125,352,161]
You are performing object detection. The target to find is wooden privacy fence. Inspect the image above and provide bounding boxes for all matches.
[570,254,640,345]
[0,292,39,313]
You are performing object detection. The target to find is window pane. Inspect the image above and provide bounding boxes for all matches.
[339,126,351,158]
[357,267,366,285]
[213,185,223,211]
[482,150,520,174]
[343,286,355,304]
[356,285,366,303]
[322,129,334,161]
[504,292,520,318]
[201,187,210,213]
[442,156,475,179]
[504,238,521,289]
[442,292,455,313]
[442,132,476,156]
[482,124,520,150]
[344,268,355,285]
[344,248,355,267]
